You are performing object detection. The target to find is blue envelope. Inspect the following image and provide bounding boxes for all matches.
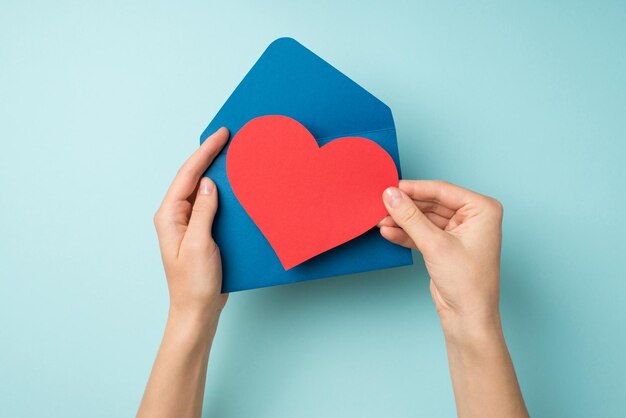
[201,37,413,292]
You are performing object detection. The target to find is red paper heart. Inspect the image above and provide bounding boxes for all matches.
[226,115,399,270]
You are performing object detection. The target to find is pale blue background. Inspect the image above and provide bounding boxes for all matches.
[1,1,625,417]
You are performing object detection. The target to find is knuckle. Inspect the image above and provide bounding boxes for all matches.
[184,237,218,255]
[485,197,504,215]
[191,207,209,215]
[192,201,213,214]
[399,205,419,224]
[420,202,437,212]
[174,200,189,212]
[153,209,163,228]
[184,237,211,253]
[175,166,187,179]
[201,143,219,159]
[433,180,452,188]
[177,165,198,181]
[178,163,193,176]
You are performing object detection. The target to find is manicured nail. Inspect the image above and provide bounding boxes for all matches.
[384,187,401,208]
[199,177,214,195]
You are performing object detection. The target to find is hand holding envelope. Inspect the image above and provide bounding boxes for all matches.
[201,38,412,292]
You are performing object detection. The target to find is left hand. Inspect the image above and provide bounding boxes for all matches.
[153,127,230,326]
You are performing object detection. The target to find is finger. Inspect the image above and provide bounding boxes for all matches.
[383,187,448,253]
[153,199,192,255]
[379,200,454,229]
[399,180,482,210]
[377,215,397,228]
[163,127,229,205]
[379,226,416,249]
[183,177,219,252]
[415,200,456,219]
[425,212,451,230]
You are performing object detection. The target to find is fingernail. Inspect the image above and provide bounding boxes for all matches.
[384,187,401,208]
[199,177,214,195]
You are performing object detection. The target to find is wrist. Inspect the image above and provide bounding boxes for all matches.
[168,297,225,327]
[166,306,221,345]
[440,311,504,350]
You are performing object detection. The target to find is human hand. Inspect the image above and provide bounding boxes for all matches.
[153,127,230,328]
[378,180,504,340]
[379,181,529,417]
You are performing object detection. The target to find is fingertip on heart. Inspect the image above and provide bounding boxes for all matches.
[383,186,402,208]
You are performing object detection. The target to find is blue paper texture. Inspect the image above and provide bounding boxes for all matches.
[201,37,413,292]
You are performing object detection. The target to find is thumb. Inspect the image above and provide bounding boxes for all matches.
[382,186,446,253]
[185,177,218,247]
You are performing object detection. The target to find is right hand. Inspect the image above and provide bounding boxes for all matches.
[378,180,504,339]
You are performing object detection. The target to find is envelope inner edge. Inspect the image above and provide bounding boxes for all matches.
[315,127,395,145]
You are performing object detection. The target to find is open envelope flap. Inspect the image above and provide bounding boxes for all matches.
[200,38,412,292]
[202,38,394,145]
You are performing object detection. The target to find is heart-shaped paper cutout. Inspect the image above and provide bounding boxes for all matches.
[226,115,399,270]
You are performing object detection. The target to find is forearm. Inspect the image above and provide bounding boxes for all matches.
[442,314,529,418]
[137,310,219,418]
